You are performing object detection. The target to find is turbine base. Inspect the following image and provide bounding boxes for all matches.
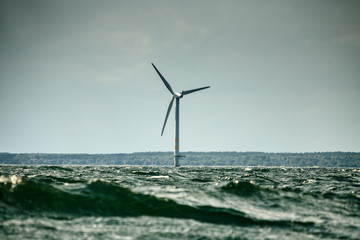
[174,154,185,167]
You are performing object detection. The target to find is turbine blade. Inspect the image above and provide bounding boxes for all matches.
[182,86,210,95]
[152,63,175,95]
[161,97,175,136]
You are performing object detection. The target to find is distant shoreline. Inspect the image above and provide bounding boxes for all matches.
[1,152,359,167]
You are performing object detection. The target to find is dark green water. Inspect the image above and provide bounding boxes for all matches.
[0,166,359,239]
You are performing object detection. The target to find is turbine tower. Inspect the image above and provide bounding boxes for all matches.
[152,63,210,167]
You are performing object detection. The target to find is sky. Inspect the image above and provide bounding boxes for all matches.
[1,0,360,153]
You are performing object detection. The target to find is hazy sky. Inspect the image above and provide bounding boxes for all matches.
[1,0,359,153]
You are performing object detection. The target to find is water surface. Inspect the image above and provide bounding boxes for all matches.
[1,166,359,239]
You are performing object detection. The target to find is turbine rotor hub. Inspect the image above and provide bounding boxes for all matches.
[174,92,184,98]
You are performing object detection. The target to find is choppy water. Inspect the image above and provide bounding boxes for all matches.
[0,165,359,239]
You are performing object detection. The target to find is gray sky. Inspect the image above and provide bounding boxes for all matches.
[1,0,359,153]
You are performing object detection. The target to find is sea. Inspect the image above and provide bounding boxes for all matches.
[0,165,359,240]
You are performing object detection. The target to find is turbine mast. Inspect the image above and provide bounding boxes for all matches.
[174,98,182,167]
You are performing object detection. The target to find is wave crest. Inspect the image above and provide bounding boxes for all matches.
[221,180,261,197]
[0,178,296,227]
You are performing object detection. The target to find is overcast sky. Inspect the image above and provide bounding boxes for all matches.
[1,0,359,153]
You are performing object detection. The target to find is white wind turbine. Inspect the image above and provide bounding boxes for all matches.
[152,63,210,167]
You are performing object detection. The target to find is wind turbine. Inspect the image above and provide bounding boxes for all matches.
[152,63,210,167]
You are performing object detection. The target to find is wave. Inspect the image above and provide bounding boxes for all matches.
[0,178,312,228]
[220,181,261,197]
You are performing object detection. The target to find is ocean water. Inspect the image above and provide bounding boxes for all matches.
[0,166,359,240]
